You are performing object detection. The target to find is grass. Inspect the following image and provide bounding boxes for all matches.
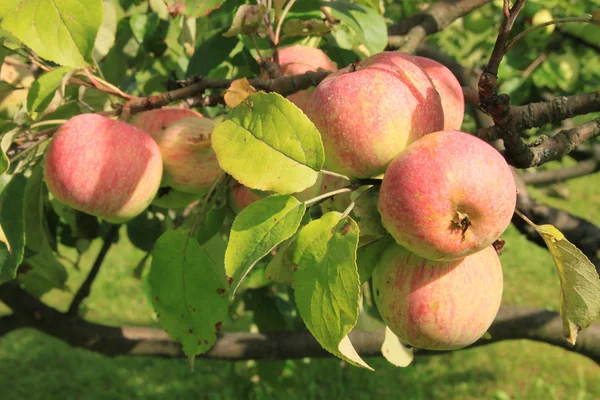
[1,167,599,399]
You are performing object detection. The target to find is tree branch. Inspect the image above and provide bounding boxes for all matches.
[387,0,493,53]
[1,283,599,363]
[522,158,599,185]
[67,225,119,317]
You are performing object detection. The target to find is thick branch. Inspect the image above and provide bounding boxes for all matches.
[67,225,119,317]
[387,0,493,53]
[0,283,598,363]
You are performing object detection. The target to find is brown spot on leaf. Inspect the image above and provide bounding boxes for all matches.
[204,340,209,345]
[216,288,225,295]
[292,263,298,272]
[155,296,160,301]
[227,276,233,286]
[215,321,223,332]
[189,329,193,334]
[340,221,352,236]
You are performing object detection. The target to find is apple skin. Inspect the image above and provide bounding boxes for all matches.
[130,108,203,138]
[151,187,203,209]
[154,117,223,194]
[305,52,444,179]
[372,243,503,350]
[378,130,516,261]
[277,45,337,113]
[413,56,464,131]
[44,114,163,223]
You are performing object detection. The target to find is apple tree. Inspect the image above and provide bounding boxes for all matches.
[0,0,600,373]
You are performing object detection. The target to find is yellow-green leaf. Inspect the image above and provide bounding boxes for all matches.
[212,92,324,194]
[534,224,600,344]
[0,0,103,68]
[381,326,413,368]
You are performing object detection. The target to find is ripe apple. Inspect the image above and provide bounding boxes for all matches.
[413,56,464,130]
[305,52,444,179]
[44,114,163,223]
[277,45,337,113]
[372,243,503,350]
[151,187,204,209]
[153,117,223,194]
[130,108,203,138]
[378,130,516,261]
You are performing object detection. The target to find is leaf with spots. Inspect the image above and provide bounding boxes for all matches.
[164,0,226,18]
[0,0,104,68]
[212,92,324,195]
[293,212,372,370]
[226,195,305,295]
[148,229,230,358]
[517,211,600,345]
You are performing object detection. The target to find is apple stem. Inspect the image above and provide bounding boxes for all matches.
[304,187,352,207]
[320,169,351,181]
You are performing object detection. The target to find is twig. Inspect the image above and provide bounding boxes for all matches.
[67,225,120,317]
[275,0,297,45]
[505,17,596,53]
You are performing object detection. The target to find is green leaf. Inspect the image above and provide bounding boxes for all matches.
[27,66,72,113]
[23,165,52,254]
[327,1,387,57]
[126,211,164,253]
[352,187,386,246]
[18,252,68,297]
[356,236,393,284]
[0,145,7,175]
[187,28,240,77]
[195,205,227,246]
[264,235,297,287]
[212,92,324,194]
[93,0,117,61]
[293,212,372,369]
[0,174,26,283]
[149,229,230,358]
[533,224,600,345]
[0,0,104,68]
[226,195,305,295]
[283,18,333,37]
[164,0,226,18]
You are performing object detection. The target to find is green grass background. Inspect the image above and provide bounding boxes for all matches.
[1,164,599,399]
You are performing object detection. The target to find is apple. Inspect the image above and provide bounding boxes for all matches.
[0,58,35,119]
[151,187,204,209]
[277,45,337,113]
[378,130,516,261]
[305,52,444,179]
[153,117,223,194]
[130,108,203,138]
[372,243,503,350]
[413,56,464,130]
[44,114,163,223]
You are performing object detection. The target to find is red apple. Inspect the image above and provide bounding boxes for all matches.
[154,117,223,194]
[372,243,503,350]
[378,130,516,261]
[44,114,163,223]
[413,56,464,130]
[130,108,203,138]
[305,52,444,179]
[278,45,337,113]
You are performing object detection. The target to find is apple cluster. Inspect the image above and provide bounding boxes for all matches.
[302,50,516,351]
[43,108,223,222]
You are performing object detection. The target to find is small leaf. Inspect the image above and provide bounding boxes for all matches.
[164,0,226,18]
[226,195,305,295]
[222,5,267,38]
[0,174,26,283]
[352,187,386,245]
[381,327,413,368]
[27,66,72,113]
[23,166,53,255]
[293,212,372,369]
[212,92,324,194]
[126,211,164,252]
[149,229,229,357]
[0,146,7,175]
[0,0,104,67]
[283,19,333,37]
[224,78,256,109]
[534,224,600,344]
[195,205,227,246]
